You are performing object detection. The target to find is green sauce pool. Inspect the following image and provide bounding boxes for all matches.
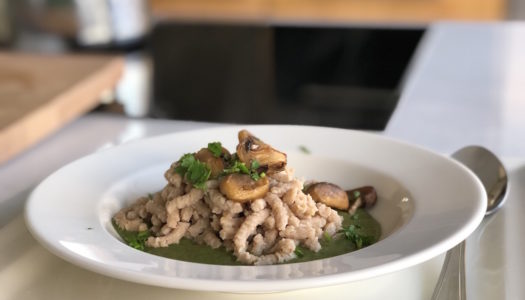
[113,209,381,265]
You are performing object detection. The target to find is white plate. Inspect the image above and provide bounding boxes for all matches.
[25,125,486,293]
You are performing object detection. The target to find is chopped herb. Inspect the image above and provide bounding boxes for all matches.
[340,224,375,250]
[323,232,332,242]
[302,183,312,194]
[351,213,359,220]
[87,227,93,230]
[174,153,211,190]
[238,162,250,174]
[294,248,304,257]
[207,142,223,157]
[250,161,262,180]
[222,159,265,182]
[174,153,195,174]
[353,191,361,199]
[223,160,249,174]
[124,230,151,251]
[298,145,311,154]
[250,172,261,181]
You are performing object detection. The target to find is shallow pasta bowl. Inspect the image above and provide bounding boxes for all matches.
[25,125,486,293]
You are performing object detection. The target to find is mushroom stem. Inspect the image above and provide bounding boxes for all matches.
[347,186,377,209]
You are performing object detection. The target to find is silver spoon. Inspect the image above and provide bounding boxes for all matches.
[431,146,509,300]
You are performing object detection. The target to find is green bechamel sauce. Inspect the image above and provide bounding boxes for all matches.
[113,209,381,265]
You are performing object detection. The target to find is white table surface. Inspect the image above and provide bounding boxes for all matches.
[386,22,525,157]
[1,22,524,299]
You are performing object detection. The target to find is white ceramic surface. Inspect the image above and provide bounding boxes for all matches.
[24,125,486,292]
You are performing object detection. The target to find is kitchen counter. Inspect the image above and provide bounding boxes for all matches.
[1,22,524,299]
[386,22,525,157]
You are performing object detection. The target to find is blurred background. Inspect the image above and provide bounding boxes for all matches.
[0,0,523,134]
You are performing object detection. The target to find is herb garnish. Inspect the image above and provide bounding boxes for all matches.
[323,231,332,242]
[249,160,266,181]
[124,230,151,251]
[294,248,304,258]
[223,160,250,174]
[174,153,211,190]
[298,145,311,154]
[340,224,375,250]
[207,142,223,157]
[222,159,265,181]
[302,183,312,194]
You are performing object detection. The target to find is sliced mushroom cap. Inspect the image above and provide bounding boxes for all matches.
[236,130,287,174]
[194,148,230,178]
[347,186,377,208]
[306,182,349,210]
[219,173,270,203]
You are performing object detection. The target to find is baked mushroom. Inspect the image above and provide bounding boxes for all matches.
[219,173,270,203]
[306,182,349,210]
[346,186,377,215]
[347,186,377,208]
[236,130,287,174]
[194,147,230,178]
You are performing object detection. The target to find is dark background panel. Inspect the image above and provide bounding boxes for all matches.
[151,23,423,130]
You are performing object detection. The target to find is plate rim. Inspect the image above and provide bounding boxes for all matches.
[24,124,487,292]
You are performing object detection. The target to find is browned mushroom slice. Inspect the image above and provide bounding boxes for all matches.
[347,186,377,209]
[219,173,270,203]
[194,148,230,178]
[236,130,287,174]
[306,182,349,210]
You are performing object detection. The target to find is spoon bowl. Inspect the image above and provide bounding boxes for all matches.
[432,145,509,300]
[452,146,508,215]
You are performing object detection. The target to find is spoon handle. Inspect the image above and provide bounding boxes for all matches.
[431,241,466,300]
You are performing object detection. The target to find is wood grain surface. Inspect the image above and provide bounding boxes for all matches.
[150,0,506,24]
[0,53,123,164]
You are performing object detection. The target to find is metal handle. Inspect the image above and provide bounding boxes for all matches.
[432,241,466,300]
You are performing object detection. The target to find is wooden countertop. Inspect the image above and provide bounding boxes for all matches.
[150,0,506,24]
[0,53,123,164]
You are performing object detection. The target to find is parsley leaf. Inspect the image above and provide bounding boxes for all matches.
[174,153,195,175]
[250,172,260,181]
[323,231,332,242]
[249,161,266,180]
[124,230,151,251]
[207,142,223,157]
[294,248,304,258]
[222,159,265,181]
[238,162,250,174]
[223,160,249,174]
[340,224,375,250]
[174,153,211,190]
[298,145,311,154]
